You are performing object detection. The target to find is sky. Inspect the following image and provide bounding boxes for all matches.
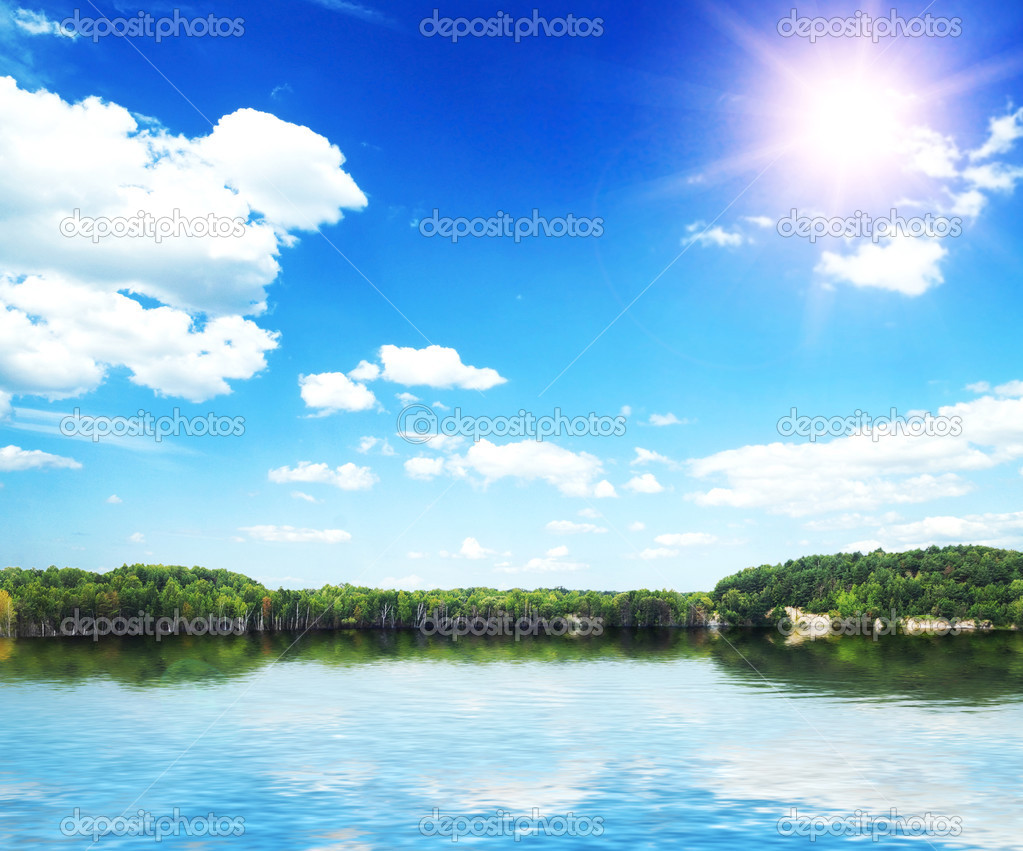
[2,0,1023,593]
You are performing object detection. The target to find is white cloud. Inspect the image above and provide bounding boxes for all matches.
[299,372,377,414]
[1,274,280,402]
[404,456,445,480]
[458,537,495,560]
[742,215,774,228]
[290,491,319,503]
[815,237,948,297]
[578,507,602,519]
[966,381,991,394]
[129,532,145,543]
[241,525,352,543]
[545,520,608,534]
[593,480,618,498]
[631,447,680,469]
[624,473,665,494]
[682,221,745,248]
[970,105,1023,161]
[12,7,67,36]
[635,547,678,560]
[654,532,717,547]
[495,545,588,574]
[378,344,506,390]
[0,444,80,471]
[268,461,377,490]
[106,494,122,504]
[619,405,632,417]
[356,435,395,455]
[407,551,427,559]
[845,510,1023,552]
[628,521,645,531]
[0,78,366,403]
[348,360,380,382]
[0,390,9,420]
[395,391,420,405]
[902,127,961,178]
[446,439,613,498]
[648,413,687,427]
[685,391,1023,517]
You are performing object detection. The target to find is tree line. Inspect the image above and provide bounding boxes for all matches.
[0,544,1021,638]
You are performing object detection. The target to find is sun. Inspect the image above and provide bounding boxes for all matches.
[797,77,906,169]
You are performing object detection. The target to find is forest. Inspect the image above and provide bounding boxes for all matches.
[0,544,1020,638]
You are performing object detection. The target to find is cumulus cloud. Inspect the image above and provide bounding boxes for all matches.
[624,473,665,494]
[628,521,645,531]
[970,105,1023,161]
[815,237,948,297]
[457,537,495,560]
[106,494,122,504]
[0,77,366,403]
[631,447,681,469]
[241,525,352,543]
[377,344,506,390]
[404,456,445,480]
[648,413,688,427]
[495,545,588,574]
[445,439,615,497]
[686,391,1023,516]
[299,372,377,414]
[268,461,378,490]
[356,436,395,455]
[0,444,80,471]
[843,510,1023,552]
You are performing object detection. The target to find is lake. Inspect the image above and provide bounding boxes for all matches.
[1,628,1020,848]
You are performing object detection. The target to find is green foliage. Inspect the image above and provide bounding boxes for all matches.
[712,544,1023,626]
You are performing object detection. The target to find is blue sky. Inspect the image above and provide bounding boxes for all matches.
[2,0,1023,592]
